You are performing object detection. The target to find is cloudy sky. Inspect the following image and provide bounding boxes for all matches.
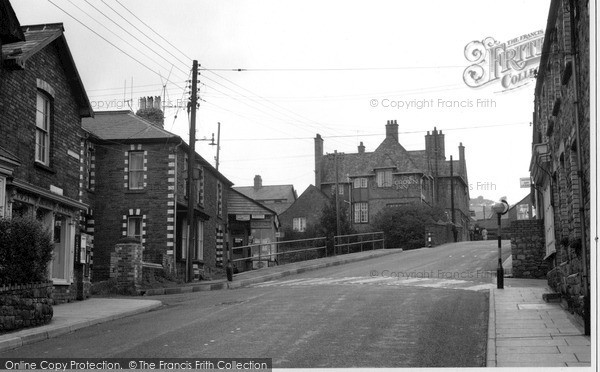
[12,0,553,205]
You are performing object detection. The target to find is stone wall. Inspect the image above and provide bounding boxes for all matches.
[0,282,53,333]
[510,219,548,278]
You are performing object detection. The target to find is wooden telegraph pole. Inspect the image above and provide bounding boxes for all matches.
[186,60,199,282]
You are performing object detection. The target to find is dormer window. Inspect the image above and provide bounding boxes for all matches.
[376,169,393,188]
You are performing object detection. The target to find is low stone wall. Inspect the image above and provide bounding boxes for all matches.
[510,219,548,278]
[0,282,53,333]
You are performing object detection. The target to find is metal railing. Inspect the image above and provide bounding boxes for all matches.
[230,237,327,272]
[334,231,385,255]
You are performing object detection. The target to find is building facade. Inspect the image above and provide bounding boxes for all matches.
[83,110,232,282]
[0,23,94,303]
[234,175,297,215]
[279,184,331,235]
[529,0,590,320]
[315,120,470,240]
[227,189,279,272]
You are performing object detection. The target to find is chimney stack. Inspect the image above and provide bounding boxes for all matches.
[314,134,324,187]
[385,119,399,142]
[254,175,262,190]
[358,141,365,154]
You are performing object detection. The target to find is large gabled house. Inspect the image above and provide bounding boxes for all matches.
[315,120,471,241]
[82,110,233,281]
[0,22,94,302]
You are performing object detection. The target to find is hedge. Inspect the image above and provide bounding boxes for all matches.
[0,218,53,285]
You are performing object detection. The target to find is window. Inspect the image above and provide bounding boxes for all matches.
[293,217,307,232]
[217,181,223,216]
[376,169,392,187]
[0,176,5,218]
[181,217,188,259]
[181,218,204,260]
[50,214,74,284]
[517,204,530,220]
[183,154,188,197]
[196,166,204,205]
[127,216,142,241]
[196,220,204,260]
[35,92,51,165]
[353,178,368,189]
[331,184,344,195]
[86,145,94,190]
[128,151,144,190]
[354,202,369,223]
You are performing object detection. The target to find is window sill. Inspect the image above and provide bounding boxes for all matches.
[51,279,71,286]
[125,189,147,194]
[34,161,55,174]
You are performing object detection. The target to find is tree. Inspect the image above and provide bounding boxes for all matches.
[371,203,446,250]
[319,199,354,254]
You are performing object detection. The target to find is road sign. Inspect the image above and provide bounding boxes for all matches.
[520,177,531,188]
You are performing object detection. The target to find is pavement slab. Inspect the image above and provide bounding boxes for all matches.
[487,279,592,368]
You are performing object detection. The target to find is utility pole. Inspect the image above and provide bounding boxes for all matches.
[334,150,341,255]
[450,155,457,242]
[186,60,199,282]
[213,122,221,171]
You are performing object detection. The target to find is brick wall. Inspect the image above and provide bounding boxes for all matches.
[0,43,84,202]
[91,141,175,281]
[0,40,91,303]
[510,219,548,278]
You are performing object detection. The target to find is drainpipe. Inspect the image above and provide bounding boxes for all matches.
[568,0,589,336]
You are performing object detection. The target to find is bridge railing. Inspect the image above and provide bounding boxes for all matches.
[334,231,385,255]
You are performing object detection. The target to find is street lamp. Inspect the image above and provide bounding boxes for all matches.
[492,198,509,289]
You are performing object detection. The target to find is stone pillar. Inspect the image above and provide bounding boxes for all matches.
[510,220,548,278]
[110,237,143,293]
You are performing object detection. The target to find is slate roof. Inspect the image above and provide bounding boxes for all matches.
[1,23,93,117]
[320,137,425,183]
[82,110,176,140]
[319,130,467,184]
[234,184,297,215]
[227,189,278,216]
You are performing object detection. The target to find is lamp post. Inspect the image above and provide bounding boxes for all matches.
[492,198,509,289]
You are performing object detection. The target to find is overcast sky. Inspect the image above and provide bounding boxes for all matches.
[12,0,554,205]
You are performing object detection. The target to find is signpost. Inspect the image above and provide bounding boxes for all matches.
[492,198,509,289]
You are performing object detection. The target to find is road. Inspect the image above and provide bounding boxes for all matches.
[0,240,510,368]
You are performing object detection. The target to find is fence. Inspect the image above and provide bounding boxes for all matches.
[230,237,327,272]
[334,231,385,255]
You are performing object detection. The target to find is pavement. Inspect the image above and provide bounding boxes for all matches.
[0,247,593,368]
[487,278,592,367]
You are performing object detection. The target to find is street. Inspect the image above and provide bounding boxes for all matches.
[0,240,510,368]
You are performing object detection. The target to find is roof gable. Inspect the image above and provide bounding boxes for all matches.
[2,23,93,117]
[0,0,24,43]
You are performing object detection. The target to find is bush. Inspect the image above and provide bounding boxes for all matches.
[372,204,446,250]
[0,218,54,285]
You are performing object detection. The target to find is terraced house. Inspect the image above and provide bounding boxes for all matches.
[82,109,232,282]
[0,22,94,302]
[529,0,590,330]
